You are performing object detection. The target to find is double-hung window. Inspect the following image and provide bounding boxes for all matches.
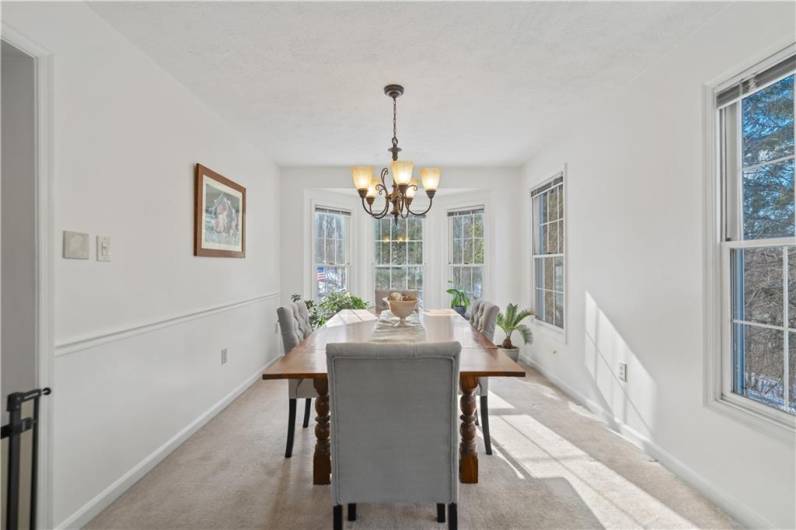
[374,217,424,299]
[717,53,795,418]
[531,174,565,329]
[313,207,351,300]
[448,207,485,300]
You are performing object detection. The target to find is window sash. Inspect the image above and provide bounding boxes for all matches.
[313,207,351,299]
[373,217,424,295]
[447,208,485,300]
[531,176,565,330]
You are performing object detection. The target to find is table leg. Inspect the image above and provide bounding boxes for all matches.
[459,375,478,483]
[313,377,331,485]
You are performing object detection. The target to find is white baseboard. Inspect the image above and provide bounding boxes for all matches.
[520,354,775,529]
[55,358,279,529]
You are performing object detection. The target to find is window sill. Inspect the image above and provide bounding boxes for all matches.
[706,394,795,443]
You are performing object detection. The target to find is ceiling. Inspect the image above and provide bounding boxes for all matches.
[89,2,726,167]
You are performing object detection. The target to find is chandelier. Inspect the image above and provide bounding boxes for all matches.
[352,84,441,221]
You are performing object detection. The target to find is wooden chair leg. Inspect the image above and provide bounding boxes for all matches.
[437,503,446,523]
[285,398,297,458]
[303,398,312,428]
[448,503,457,530]
[347,504,357,521]
[333,505,343,530]
[480,395,492,455]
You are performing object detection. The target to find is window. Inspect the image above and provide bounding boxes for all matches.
[531,175,565,329]
[313,207,351,299]
[717,53,795,418]
[448,208,485,300]
[374,217,424,298]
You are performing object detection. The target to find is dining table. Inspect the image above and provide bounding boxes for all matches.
[262,308,526,485]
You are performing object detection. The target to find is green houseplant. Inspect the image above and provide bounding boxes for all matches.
[496,303,534,361]
[446,286,470,316]
[291,292,368,328]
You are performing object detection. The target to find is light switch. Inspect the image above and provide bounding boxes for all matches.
[97,235,111,262]
[63,231,89,259]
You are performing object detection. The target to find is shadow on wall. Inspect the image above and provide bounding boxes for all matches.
[584,292,656,440]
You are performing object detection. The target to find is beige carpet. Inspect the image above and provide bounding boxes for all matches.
[87,365,738,529]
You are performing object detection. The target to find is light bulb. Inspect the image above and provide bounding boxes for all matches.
[391,160,414,186]
[366,177,378,198]
[420,167,441,192]
[352,166,373,191]
[406,179,418,199]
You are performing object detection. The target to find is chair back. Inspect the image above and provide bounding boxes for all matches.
[374,289,419,314]
[471,300,499,342]
[327,342,460,506]
[276,300,313,354]
[468,299,483,325]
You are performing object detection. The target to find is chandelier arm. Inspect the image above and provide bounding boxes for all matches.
[405,195,435,217]
[360,196,390,219]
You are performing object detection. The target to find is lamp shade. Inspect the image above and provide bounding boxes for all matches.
[406,179,418,199]
[366,177,378,198]
[420,167,441,192]
[391,160,414,186]
[352,166,373,190]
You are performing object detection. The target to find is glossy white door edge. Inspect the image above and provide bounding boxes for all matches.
[519,353,775,529]
[55,291,280,356]
[1,21,55,530]
[53,358,277,530]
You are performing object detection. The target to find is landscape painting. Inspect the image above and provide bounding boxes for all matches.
[194,163,246,258]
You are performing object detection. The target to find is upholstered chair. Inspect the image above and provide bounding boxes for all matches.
[374,289,420,314]
[276,300,318,458]
[468,300,500,455]
[326,341,461,530]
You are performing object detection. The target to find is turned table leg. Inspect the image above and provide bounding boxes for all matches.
[459,375,479,483]
[313,377,331,485]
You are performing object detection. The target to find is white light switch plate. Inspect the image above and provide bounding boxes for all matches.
[63,231,89,259]
[618,362,628,382]
[97,235,111,262]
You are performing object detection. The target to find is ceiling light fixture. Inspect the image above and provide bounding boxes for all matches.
[352,84,440,221]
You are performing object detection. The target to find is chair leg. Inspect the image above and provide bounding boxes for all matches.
[285,398,297,458]
[303,398,312,428]
[437,503,446,523]
[448,503,457,530]
[480,395,492,455]
[347,504,357,521]
[333,505,343,530]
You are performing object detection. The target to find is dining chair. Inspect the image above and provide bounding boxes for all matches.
[374,289,419,314]
[468,300,499,455]
[276,300,318,458]
[326,341,461,530]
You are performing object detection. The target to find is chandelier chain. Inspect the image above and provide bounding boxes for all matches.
[392,96,398,148]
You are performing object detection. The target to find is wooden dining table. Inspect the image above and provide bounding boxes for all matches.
[262,308,526,485]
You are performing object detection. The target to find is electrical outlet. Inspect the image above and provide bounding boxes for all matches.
[221,348,228,365]
[618,362,628,382]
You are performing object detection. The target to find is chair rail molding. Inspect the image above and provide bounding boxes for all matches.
[54,291,280,356]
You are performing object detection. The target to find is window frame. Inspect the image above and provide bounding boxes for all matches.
[311,205,352,301]
[530,171,567,336]
[706,44,796,433]
[447,206,486,302]
[372,216,426,299]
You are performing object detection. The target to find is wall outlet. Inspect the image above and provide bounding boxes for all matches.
[618,362,628,382]
[97,235,111,261]
[221,348,228,365]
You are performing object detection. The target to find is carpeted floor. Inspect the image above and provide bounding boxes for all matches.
[87,364,738,529]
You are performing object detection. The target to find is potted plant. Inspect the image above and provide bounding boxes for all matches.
[446,286,470,317]
[291,291,368,328]
[496,303,534,361]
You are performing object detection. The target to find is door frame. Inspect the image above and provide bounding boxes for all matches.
[1,23,55,529]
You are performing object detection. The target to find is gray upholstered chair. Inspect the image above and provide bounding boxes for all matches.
[374,289,419,314]
[327,341,461,530]
[276,300,318,458]
[467,299,499,456]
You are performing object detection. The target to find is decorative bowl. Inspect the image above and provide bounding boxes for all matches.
[383,298,418,323]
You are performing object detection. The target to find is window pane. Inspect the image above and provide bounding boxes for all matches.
[539,224,549,255]
[461,267,472,295]
[790,333,796,411]
[535,257,544,294]
[549,189,559,222]
[452,266,461,290]
[732,247,783,326]
[473,213,484,238]
[548,221,559,254]
[375,267,390,290]
[555,256,564,292]
[472,267,483,299]
[380,218,391,241]
[314,236,324,265]
[452,239,463,264]
[391,266,407,290]
[790,247,796,329]
[558,220,565,253]
[391,242,406,265]
[555,292,564,328]
[742,75,794,167]
[335,238,345,265]
[394,218,407,240]
[544,291,555,325]
[473,238,484,264]
[734,323,784,408]
[742,159,795,240]
[463,238,474,265]
[462,214,473,239]
[535,288,545,321]
[407,242,423,265]
[544,257,555,291]
[408,217,423,240]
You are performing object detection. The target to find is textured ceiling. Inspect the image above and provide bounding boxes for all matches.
[89,2,726,166]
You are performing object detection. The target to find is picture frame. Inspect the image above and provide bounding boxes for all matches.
[194,163,246,258]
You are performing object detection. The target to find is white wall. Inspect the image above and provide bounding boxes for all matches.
[279,166,524,336]
[3,3,282,528]
[519,2,795,528]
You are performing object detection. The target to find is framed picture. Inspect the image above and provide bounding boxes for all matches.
[194,163,246,258]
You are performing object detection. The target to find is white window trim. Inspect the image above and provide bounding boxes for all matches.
[529,168,568,340]
[307,197,355,301]
[446,205,487,302]
[703,43,796,437]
